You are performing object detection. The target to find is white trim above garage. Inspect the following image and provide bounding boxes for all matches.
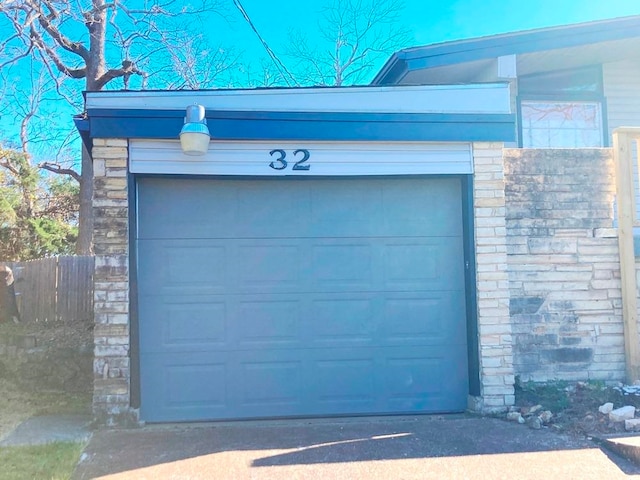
[86,84,511,115]
[129,140,474,176]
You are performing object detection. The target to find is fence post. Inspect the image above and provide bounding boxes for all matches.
[613,128,640,383]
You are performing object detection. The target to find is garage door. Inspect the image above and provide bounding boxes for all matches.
[136,176,468,422]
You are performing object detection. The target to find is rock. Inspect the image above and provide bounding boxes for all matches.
[506,412,523,423]
[598,402,614,414]
[527,416,542,430]
[625,419,640,432]
[539,410,553,424]
[525,405,542,416]
[622,385,640,395]
[609,405,636,422]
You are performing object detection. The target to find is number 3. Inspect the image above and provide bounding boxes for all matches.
[269,149,287,170]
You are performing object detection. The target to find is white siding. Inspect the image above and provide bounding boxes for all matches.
[129,140,474,176]
[604,60,640,137]
[604,60,640,222]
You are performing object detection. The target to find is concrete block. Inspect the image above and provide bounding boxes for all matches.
[610,406,636,422]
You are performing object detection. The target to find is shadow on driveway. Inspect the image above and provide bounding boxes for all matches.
[73,415,640,479]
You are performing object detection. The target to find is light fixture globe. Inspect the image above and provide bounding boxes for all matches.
[179,104,210,155]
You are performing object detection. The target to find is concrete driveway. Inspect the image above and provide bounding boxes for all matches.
[73,415,640,480]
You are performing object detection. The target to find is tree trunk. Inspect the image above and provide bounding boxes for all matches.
[76,143,93,255]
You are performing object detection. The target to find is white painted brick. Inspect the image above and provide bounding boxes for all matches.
[104,138,128,147]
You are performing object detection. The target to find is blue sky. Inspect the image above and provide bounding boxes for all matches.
[2,0,640,161]
[234,0,640,58]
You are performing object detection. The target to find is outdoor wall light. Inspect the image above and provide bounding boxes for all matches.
[179,104,210,156]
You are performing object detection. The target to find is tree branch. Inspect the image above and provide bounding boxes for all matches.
[28,0,90,60]
[94,60,146,90]
[29,25,86,79]
[38,162,81,182]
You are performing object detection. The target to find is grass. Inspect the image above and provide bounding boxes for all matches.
[515,379,572,411]
[0,380,91,480]
[0,441,85,480]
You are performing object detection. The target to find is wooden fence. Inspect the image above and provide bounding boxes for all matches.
[613,127,640,383]
[0,256,94,322]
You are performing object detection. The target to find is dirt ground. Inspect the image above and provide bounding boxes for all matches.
[514,380,640,435]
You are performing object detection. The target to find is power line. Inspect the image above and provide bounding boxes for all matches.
[232,0,298,87]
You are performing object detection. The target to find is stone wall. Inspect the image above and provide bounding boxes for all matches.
[91,138,136,425]
[504,148,625,383]
[0,330,92,393]
[472,143,514,411]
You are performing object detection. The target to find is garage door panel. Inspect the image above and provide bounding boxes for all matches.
[311,243,373,284]
[385,346,468,412]
[310,298,375,344]
[140,291,463,353]
[236,299,301,346]
[382,180,462,236]
[309,182,380,236]
[137,240,229,295]
[239,360,304,408]
[139,298,230,353]
[137,177,463,239]
[382,238,464,288]
[139,237,463,296]
[140,343,467,421]
[236,243,301,288]
[137,176,469,421]
[313,358,376,405]
[379,291,467,345]
[164,363,227,408]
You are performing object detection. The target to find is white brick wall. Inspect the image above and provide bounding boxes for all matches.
[472,142,515,411]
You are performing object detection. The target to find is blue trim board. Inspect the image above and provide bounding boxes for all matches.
[86,109,516,143]
[373,15,640,85]
[127,173,141,409]
[462,175,480,396]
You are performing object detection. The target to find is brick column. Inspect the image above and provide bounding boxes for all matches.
[92,138,136,424]
[472,142,515,412]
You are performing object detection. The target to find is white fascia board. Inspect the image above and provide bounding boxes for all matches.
[129,140,474,176]
[86,84,511,115]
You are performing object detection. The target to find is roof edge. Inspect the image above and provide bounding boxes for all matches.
[372,14,640,85]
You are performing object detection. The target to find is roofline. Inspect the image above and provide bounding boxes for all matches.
[372,14,640,85]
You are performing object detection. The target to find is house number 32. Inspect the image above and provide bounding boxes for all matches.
[268,149,311,171]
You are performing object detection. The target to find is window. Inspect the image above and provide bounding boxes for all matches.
[518,67,605,148]
[521,101,603,148]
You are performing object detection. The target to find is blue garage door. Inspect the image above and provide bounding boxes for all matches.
[136,176,468,422]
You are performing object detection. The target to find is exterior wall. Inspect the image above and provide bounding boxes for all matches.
[604,60,640,137]
[89,138,630,421]
[504,148,625,383]
[472,143,515,411]
[91,138,136,424]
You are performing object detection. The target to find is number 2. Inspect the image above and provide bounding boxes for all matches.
[292,149,311,170]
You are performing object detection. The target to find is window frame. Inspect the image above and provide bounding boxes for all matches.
[516,65,609,148]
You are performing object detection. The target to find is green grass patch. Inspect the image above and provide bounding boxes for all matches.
[515,379,572,411]
[30,391,92,416]
[0,441,85,480]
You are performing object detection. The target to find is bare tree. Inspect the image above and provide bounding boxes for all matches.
[284,0,411,86]
[0,0,230,254]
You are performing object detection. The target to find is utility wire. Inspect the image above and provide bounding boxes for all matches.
[232,0,298,87]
